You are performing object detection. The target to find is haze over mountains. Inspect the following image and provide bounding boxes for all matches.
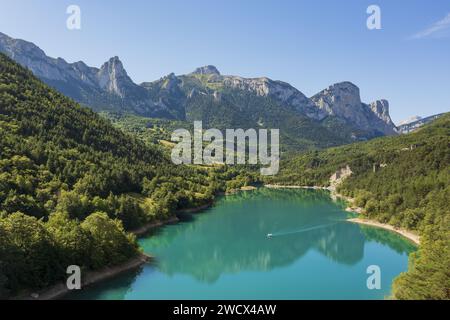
[0,31,399,148]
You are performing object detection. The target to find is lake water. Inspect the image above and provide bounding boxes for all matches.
[69,189,416,300]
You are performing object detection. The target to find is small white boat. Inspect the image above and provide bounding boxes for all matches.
[267,233,273,239]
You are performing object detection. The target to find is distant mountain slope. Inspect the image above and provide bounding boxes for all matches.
[397,113,445,134]
[0,32,398,150]
[0,32,174,117]
[398,115,422,126]
[144,67,398,136]
[141,68,398,150]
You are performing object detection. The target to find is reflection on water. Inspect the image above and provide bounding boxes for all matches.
[69,189,416,300]
[143,189,366,282]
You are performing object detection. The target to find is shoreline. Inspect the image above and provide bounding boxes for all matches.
[223,185,258,195]
[131,201,215,236]
[131,216,180,237]
[334,191,421,246]
[17,253,151,300]
[263,184,420,245]
[176,202,214,214]
[347,218,420,245]
[264,184,331,190]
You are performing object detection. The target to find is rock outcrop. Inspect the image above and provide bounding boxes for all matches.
[311,82,397,136]
[191,65,221,75]
[329,165,353,191]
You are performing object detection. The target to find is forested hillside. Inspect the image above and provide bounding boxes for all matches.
[266,114,450,299]
[0,53,256,297]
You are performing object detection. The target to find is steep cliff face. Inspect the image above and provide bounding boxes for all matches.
[312,82,362,118]
[368,100,398,135]
[221,75,324,120]
[97,56,130,98]
[311,82,397,136]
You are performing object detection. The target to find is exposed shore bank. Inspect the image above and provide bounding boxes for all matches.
[132,201,215,236]
[17,253,150,300]
[347,218,420,245]
[131,216,180,236]
[223,185,258,195]
[333,192,420,246]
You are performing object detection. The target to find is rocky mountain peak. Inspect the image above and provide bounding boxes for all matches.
[99,56,126,75]
[370,99,391,122]
[161,73,181,91]
[311,82,397,136]
[311,81,362,116]
[97,56,132,97]
[326,81,361,103]
[191,65,221,75]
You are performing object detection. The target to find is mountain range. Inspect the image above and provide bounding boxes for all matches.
[0,31,398,149]
[397,113,445,134]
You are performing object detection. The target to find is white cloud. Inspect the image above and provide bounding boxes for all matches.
[411,13,450,39]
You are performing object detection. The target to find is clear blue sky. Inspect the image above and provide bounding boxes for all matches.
[1,0,449,123]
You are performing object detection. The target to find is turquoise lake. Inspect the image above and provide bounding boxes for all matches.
[69,189,416,300]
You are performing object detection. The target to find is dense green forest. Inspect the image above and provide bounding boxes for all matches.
[266,114,450,299]
[0,54,257,297]
[101,112,190,145]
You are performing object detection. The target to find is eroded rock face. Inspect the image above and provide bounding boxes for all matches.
[312,82,362,117]
[222,76,325,120]
[97,56,133,98]
[329,165,353,190]
[368,100,398,135]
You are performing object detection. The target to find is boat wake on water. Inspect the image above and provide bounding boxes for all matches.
[267,221,341,238]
